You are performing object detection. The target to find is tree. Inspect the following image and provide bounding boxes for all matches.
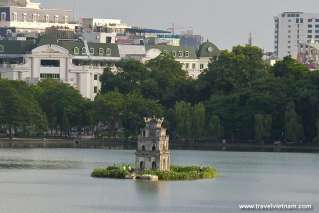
[208,115,223,142]
[34,80,85,136]
[175,101,192,139]
[192,103,206,139]
[0,80,47,138]
[312,117,319,144]
[254,114,272,144]
[284,102,304,143]
[95,91,125,137]
[121,92,163,138]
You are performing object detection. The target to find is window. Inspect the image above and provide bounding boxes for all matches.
[300,18,304,23]
[0,44,4,53]
[40,73,60,79]
[94,86,98,94]
[89,48,94,55]
[185,63,189,69]
[192,63,196,69]
[82,47,86,55]
[288,25,291,28]
[184,51,190,57]
[64,16,68,24]
[22,13,27,22]
[98,48,104,56]
[45,15,49,23]
[316,25,319,28]
[308,24,313,28]
[94,74,98,80]
[178,51,183,57]
[288,41,291,44]
[316,35,319,38]
[74,47,79,55]
[12,12,17,22]
[288,46,291,49]
[316,19,319,22]
[316,30,319,33]
[54,15,59,23]
[40,60,60,67]
[308,30,313,33]
[308,35,313,38]
[1,12,6,21]
[172,51,176,57]
[32,13,37,22]
[308,19,313,22]
[200,64,204,69]
[105,48,111,56]
[288,19,291,22]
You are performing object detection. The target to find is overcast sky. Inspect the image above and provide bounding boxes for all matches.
[38,0,319,51]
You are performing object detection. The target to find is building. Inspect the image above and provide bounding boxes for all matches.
[144,41,219,78]
[297,41,319,70]
[180,31,203,50]
[80,18,130,34]
[135,117,170,172]
[0,37,121,100]
[0,0,77,34]
[274,12,319,59]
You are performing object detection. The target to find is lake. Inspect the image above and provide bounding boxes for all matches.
[0,149,318,213]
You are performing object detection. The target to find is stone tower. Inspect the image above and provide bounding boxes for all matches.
[135,117,170,172]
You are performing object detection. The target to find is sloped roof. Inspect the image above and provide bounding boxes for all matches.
[146,45,197,59]
[197,41,219,58]
[0,40,36,54]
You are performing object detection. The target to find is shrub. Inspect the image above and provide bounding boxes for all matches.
[91,164,131,179]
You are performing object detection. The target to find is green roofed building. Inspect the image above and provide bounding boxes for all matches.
[0,37,121,100]
[143,41,219,78]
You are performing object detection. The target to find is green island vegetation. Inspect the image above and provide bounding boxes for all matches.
[91,165,217,181]
[1,45,319,146]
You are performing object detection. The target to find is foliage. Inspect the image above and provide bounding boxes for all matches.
[3,44,319,145]
[142,166,217,181]
[91,165,132,178]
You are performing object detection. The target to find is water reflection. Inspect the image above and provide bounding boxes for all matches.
[0,159,81,169]
[135,180,168,195]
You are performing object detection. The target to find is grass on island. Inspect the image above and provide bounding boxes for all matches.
[91,165,217,181]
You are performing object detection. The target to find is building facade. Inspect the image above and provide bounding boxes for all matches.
[274,12,319,59]
[135,117,170,172]
[0,0,77,34]
[144,41,219,78]
[0,39,121,100]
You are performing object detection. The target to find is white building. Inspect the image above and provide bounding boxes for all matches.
[0,0,77,33]
[80,18,130,34]
[0,39,121,100]
[274,12,319,59]
[143,41,219,78]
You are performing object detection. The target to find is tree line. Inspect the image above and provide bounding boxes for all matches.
[1,45,319,145]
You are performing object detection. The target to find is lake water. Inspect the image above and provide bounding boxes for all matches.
[0,149,318,213]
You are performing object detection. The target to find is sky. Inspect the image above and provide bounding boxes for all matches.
[38,0,319,51]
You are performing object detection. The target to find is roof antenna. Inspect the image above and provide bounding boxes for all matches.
[248,32,253,46]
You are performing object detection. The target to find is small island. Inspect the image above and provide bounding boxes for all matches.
[91,117,217,181]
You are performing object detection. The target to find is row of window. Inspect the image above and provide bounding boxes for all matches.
[0,12,68,23]
[182,63,205,70]
[163,50,190,58]
[40,73,60,79]
[74,47,112,56]
[307,35,319,38]
[308,24,319,28]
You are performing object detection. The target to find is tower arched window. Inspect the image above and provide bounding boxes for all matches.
[141,145,146,151]
[152,144,156,151]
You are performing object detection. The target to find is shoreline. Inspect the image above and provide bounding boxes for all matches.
[0,138,319,153]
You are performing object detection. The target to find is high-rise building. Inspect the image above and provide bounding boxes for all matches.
[274,12,319,59]
[0,0,77,34]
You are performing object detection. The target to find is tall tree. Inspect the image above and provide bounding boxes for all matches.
[284,102,304,143]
